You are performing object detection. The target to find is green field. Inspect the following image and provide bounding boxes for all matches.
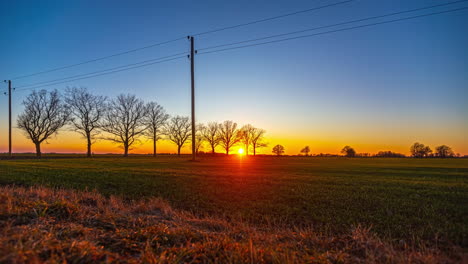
[0,156,467,247]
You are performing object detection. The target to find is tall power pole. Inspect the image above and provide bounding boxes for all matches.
[8,80,11,157]
[190,36,196,161]
[7,80,12,157]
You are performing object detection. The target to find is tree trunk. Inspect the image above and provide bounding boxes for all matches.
[177,146,181,156]
[124,143,129,157]
[211,145,215,155]
[35,142,42,157]
[253,146,256,156]
[153,132,157,157]
[86,135,92,157]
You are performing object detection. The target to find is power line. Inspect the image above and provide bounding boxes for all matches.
[11,37,186,80]
[198,0,468,52]
[193,0,354,36]
[197,6,468,56]
[8,0,353,80]
[8,1,465,91]
[14,55,187,92]
[15,51,187,89]
[8,5,468,91]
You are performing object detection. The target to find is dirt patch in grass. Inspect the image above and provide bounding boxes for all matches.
[0,185,464,263]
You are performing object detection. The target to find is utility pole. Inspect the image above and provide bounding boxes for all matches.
[7,80,12,157]
[190,36,196,161]
[3,80,12,157]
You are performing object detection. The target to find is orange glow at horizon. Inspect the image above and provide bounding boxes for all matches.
[2,127,468,156]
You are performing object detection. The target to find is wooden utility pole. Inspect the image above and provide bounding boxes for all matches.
[190,36,196,161]
[8,80,12,157]
[5,80,12,157]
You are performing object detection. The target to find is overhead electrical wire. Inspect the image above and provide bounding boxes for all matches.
[197,0,468,52]
[14,51,188,89]
[14,55,187,92]
[192,0,354,36]
[10,37,187,80]
[197,6,468,56]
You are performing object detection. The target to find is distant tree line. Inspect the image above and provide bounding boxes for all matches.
[16,88,268,157]
[293,143,458,158]
[374,151,406,158]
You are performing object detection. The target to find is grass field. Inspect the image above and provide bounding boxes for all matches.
[0,156,467,250]
[2,186,460,263]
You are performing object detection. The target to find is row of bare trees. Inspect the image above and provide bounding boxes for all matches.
[16,88,268,157]
[196,121,267,155]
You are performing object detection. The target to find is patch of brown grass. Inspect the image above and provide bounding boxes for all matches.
[0,186,464,263]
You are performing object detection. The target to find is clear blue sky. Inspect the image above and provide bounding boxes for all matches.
[0,0,467,155]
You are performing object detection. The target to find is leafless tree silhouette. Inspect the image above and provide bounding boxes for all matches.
[435,145,454,158]
[65,87,107,157]
[17,89,70,157]
[201,122,220,154]
[101,94,147,157]
[195,123,205,154]
[163,116,191,156]
[143,102,169,157]
[217,120,239,155]
[410,142,432,158]
[238,124,255,155]
[272,144,285,156]
[341,146,356,157]
[250,127,267,156]
[300,146,310,156]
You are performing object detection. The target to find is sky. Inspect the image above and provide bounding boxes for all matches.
[0,0,467,155]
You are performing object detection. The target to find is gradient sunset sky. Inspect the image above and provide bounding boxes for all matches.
[0,0,467,155]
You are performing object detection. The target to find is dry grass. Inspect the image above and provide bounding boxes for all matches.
[0,186,464,264]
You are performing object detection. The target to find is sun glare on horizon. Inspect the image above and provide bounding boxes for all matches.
[238,148,245,155]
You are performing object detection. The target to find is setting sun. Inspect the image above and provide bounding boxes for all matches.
[238,148,245,155]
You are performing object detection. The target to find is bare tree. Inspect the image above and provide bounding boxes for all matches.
[201,122,220,154]
[435,145,454,158]
[217,120,239,155]
[143,102,169,157]
[250,128,267,156]
[341,146,356,157]
[163,116,191,156]
[193,123,205,154]
[101,94,147,157]
[272,144,285,156]
[410,142,432,158]
[17,89,70,157]
[300,146,310,156]
[65,87,107,157]
[238,124,255,156]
